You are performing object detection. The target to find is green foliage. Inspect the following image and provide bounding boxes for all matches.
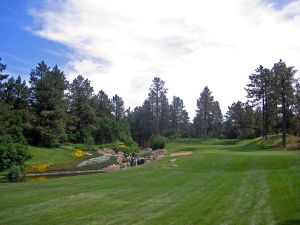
[82,128,94,151]
[150,134,166,149]
[112,94,125,120]
[0,135,29,171]
[129,101,153,147]
[225,101,256,139]
[7,165,23,178]
[148,77,169,134]
[137,148,152,158]
[194,86,223,138]
[29,62,68,146]
[67,75,96,143]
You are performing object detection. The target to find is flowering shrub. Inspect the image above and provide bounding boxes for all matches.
[74,149,85,158]
[26,163,50,173]
[119,144,126,149]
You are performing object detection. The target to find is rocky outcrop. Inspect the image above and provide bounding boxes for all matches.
[77,155,111,167]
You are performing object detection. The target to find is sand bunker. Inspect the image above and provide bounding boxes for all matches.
[170,151,193,157]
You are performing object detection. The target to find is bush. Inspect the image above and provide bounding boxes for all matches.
[7,165,23,178]
[113,142,139,155]
[0,135,30,171]
[150,134,166,150]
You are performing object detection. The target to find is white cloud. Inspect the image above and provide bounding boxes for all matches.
[29,0,300,118]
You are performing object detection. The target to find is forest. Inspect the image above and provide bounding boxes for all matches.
[0,57,299,172]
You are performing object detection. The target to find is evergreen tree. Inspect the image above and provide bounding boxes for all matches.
[210,101,223,137]
[272,60,296,147]
[30,62,68,146]
[129,100,153,147]
[112,94,125,121]
[194,86,222,138]
[0,58,9,94]
[148,77,168,134]
[292,81,300,136]
[225,101,256,139]
[0,59,29,171]
[195,86,213,137]
[92,90,112,118]
[245,65,275,140]
[68,75,96,143]
[3,76,31,143]
[170,96,190,137]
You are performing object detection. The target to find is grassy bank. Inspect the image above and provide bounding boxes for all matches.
[1,138,300,224]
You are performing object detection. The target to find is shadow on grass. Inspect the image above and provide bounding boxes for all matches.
[277,220,300,225]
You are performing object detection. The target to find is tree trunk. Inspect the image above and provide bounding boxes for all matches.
[262,96,266,140]
[282,94,286,148]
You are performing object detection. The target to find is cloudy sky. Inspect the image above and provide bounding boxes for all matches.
[1,0,300,118]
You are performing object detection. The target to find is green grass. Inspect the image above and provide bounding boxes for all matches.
[1,138,300,225]
[26,145,75,164]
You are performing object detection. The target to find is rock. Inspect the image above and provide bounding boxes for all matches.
[103,164,119,172]
[77,155,111,167]
[151,149,165,159]
[97,148,116,155]
[114,151,125,164]
[137,157,145,165]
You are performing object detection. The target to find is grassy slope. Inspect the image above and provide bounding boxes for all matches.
[1,138,300,225]
[26,145,75,164]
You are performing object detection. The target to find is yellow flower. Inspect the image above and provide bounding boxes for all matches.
[119,144,126,149]
[26,163,50,173]
[74,149,85,158]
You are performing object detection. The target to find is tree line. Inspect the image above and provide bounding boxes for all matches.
[0,57,299,171]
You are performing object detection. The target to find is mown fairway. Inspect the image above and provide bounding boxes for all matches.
[1,139,300,225]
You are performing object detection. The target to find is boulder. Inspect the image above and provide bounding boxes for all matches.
[103,164,119,172]
[97,148,116,155]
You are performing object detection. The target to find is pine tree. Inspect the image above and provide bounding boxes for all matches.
[129,100,153,147]
[245,65,275,140]
[112,94,125,121]
[0,58,9,94]
[68,75,96,143]
[272,60,296,147]
[292,81,300,136]
[225,101,256,139]
[170,96,190,137]
[92,90,112,118]
[30,62,68,146]
[148,77,168,134]
[210,101,223,137]
[194,86,221,138]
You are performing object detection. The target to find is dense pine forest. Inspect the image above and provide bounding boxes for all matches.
[0,57,299,172]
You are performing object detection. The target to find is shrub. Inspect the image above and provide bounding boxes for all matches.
[0,135,30,171]
[7,165,23,178]
[137,149,152,158]
[82,128,94,151]
[150,134,166,150]
[113,142,139,155]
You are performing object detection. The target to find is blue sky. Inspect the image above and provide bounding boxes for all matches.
[0,0,69,79]
[1,0,300,116]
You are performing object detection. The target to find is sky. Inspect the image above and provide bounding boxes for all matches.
[1,0,300,118]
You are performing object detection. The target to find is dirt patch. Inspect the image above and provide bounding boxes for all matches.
[170,151,193,157]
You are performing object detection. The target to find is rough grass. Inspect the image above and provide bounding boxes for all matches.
[1,137,300,225]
